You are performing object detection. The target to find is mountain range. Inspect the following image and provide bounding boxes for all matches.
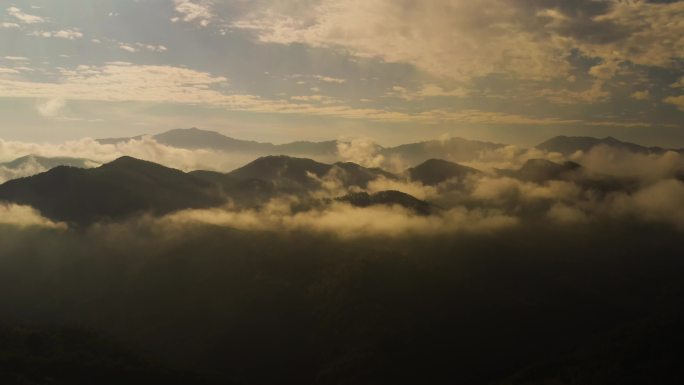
[0,151,644,226]
[536,135,684,156]
[98,127,505,165]
[2,130,683,226]
[0,155,446,225]
[97,128,684,168]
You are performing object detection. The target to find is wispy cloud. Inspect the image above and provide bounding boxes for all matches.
[7,6,45,24]
[171,0,214,27]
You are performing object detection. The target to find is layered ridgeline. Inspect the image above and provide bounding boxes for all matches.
[98,128,684,166]
[536,135,684,156]
[0,155,100,183]
[97,127,505,165]
[0,155,451,225]
[0,152,650,226]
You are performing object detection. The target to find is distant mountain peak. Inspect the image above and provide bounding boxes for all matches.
[536,135,670,156]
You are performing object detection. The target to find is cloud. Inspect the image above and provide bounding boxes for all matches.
[1,22,20,28]
[574,146,684,181]
[579,1,684,69]
[630,90,650,101]
[0,62,657,128]
[172,0,215,27]
[336,138,384,168]
[119,42,168,53]
[232,0,572,82]
[36,98,66,117]
[0,203,65,229]
[609,179,684,230]
[30,29,84,39]
[536,81,610,104]
[7,6,45,24]
[387,84,469,101]
[161,199,517,238]
[0,136,236,175]
[314,75,345,84]
[119,44,138,53]
[664,95,684,111]
[672,77,684,89]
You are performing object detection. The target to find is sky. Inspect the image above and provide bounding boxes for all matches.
[0,0,682,147]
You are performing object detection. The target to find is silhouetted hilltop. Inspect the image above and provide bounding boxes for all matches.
[497,159,582,182]
[0,156,223,225]
[228,155,396,191]
[337,190,433,215]
[407,158,481,185]
[154,127,275,152]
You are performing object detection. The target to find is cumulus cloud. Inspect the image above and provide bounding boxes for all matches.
[574,146,684,181]
[609,179,684,230]
[232,0,572,82]
[336,138,384,168]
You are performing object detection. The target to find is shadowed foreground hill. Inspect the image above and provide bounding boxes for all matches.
[0,224,682,384]
[0,155,408,224]
[0,323,224,385]
[0,156,224,225]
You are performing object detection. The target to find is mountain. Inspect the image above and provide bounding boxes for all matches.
[0,156,223,225]
[98,128,506,166]
[337,190,433,215]
[277,140,340,157]
[96,135,144,145]
[382,137,503,165]
[407,159,481,186]
[0,155,100,184]
[0,154,405,225]
[227,155,397,192]
[154,128,275,153]
[1,155,98,170]
[97,128,339,158]
[536,135,679,156]
[497,159,582,183]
